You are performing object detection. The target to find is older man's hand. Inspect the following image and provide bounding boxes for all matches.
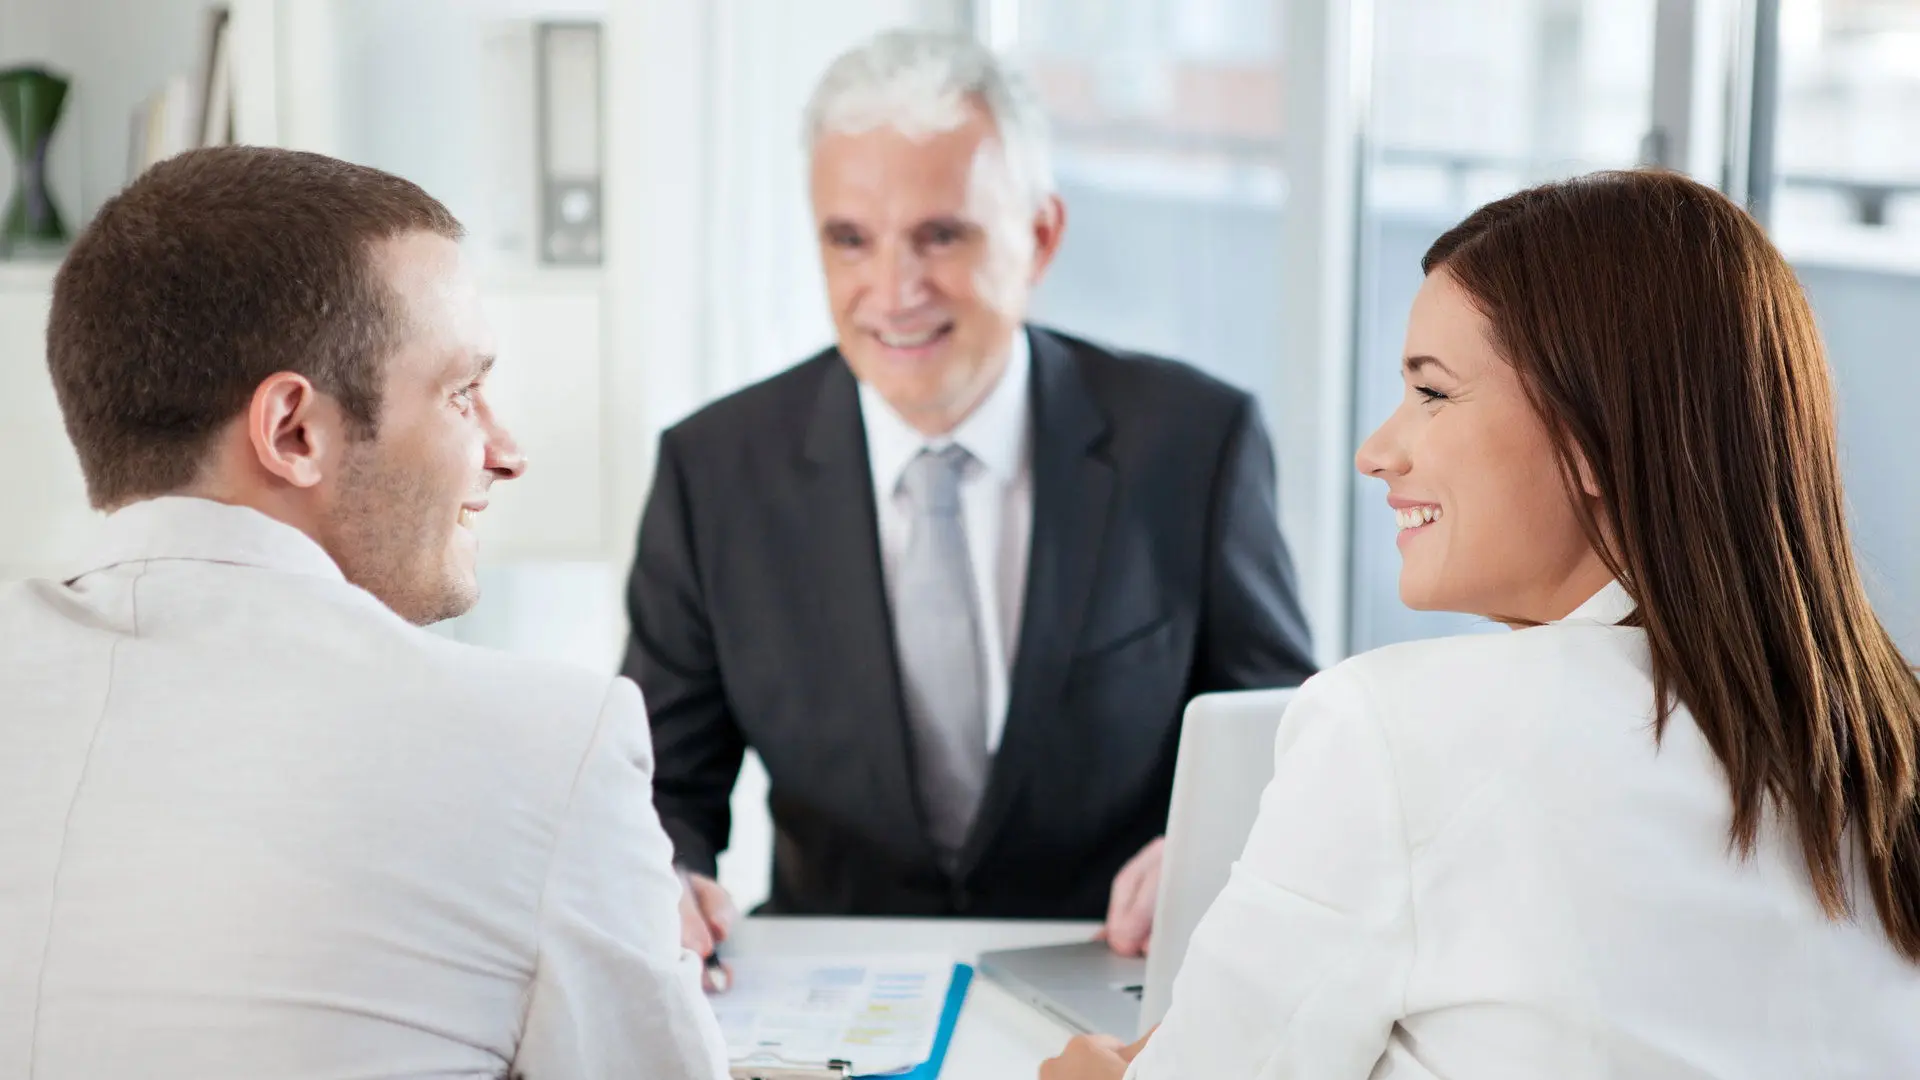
[1097,837,1165,957]
[677,869,738,992]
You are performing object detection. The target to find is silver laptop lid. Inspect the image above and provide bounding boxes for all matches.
[973,941,1144,1036]
[1139,688,1294,1034]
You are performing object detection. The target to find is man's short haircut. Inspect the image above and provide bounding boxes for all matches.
[47,146,464,510]
[802,29,1056,214]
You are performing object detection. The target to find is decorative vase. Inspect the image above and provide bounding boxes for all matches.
[0,65,71,255]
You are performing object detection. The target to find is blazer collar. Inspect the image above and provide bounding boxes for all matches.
[1025,325,1107,453]
[1559,579,1636,626]
[68,496,346,584]
[805,325,1102,464]
[857,328,1032,491]
[802,350,863,467]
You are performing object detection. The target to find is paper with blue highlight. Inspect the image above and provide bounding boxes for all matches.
[862,963,971,1079]
[715,955,970,1076]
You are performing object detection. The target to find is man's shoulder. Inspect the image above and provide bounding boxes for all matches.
[238,573,619,737]
[273,590,632,815]
[383,616,611,723]
[664,346,842,452]
[1033,326,1253,421]
[409,629,615,719]
[5,561,627,812]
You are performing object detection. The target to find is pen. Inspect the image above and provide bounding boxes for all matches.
[704,943,731,994]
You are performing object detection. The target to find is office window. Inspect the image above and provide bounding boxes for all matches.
[1773,0,1920,250]
[1769,0,1920,651]
[984,0,1290,438]
[1367,0,1654,216]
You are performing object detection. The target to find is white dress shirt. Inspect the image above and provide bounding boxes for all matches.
[0,497,729,1080]
[859,330,1033,753]
[1132,581,1920,1079]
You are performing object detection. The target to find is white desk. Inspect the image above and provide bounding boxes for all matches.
[727,917,1101,1080]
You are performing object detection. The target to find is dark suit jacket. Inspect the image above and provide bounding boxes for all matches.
[622,326,1315,919]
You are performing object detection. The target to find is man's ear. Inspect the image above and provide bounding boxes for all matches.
[246,373,337,489]
[1027,193,1067,285]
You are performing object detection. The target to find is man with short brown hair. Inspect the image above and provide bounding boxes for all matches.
[1,146,728,1079]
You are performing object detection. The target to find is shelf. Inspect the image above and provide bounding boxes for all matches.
[0,259,597,298]
[475,264,605,295]
[0,261,59,294]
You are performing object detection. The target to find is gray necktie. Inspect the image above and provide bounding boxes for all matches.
[893,445,990,862]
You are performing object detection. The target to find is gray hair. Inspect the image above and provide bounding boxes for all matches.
[802,29,1056,214]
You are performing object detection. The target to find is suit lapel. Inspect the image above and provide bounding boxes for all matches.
[961,328,1114,872]
[797,357,929,861]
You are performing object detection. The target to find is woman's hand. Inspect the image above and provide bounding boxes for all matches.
[1039,1029,1154,1080]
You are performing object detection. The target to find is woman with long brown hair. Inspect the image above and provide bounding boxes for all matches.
[1044,169,1920,1079]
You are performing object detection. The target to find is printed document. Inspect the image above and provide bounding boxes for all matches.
[713,954,956,1075]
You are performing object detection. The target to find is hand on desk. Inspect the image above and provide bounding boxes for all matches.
[1096,837,1165,957]
[677,869,738,993]
[1040,1028,1154,1080]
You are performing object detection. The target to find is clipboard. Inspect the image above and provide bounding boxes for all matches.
[728,963,974,1080]
[728,1065,852,1080]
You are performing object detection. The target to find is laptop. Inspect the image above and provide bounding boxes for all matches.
[976,688,1294,1038]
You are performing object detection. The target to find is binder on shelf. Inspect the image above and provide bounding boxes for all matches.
[127,76,195,180]
[727,962,975,1080]
[480,19,540,263]
[196,5,234,148]
[535,21,602,266]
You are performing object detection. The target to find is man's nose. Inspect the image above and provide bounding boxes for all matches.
[483,412,527,481]
[872,240,930,312]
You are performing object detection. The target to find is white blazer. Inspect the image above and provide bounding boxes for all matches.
[1131,583,1920,1079]
[0,498,729,1080]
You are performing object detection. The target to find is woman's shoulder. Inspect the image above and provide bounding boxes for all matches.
[1326,617,1647,708]
[1294,620,1653,835]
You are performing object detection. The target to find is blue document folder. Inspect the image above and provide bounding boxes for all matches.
[857,962,974,1079]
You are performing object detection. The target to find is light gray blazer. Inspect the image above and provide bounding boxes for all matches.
[0,497,728,1079]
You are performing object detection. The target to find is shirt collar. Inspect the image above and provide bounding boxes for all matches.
[67,496,347,584]
[858,327,1032,494]
[1559,579,1637,626]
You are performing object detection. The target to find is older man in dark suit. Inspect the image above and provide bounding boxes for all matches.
[622,30,1314,970]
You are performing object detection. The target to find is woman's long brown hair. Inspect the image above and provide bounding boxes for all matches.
[1425,169,1920,960]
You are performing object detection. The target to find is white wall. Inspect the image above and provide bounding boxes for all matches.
[0,276,98,580]
[0,0,55,53]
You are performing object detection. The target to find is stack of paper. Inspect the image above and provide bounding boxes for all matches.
[714,954,958,1077]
